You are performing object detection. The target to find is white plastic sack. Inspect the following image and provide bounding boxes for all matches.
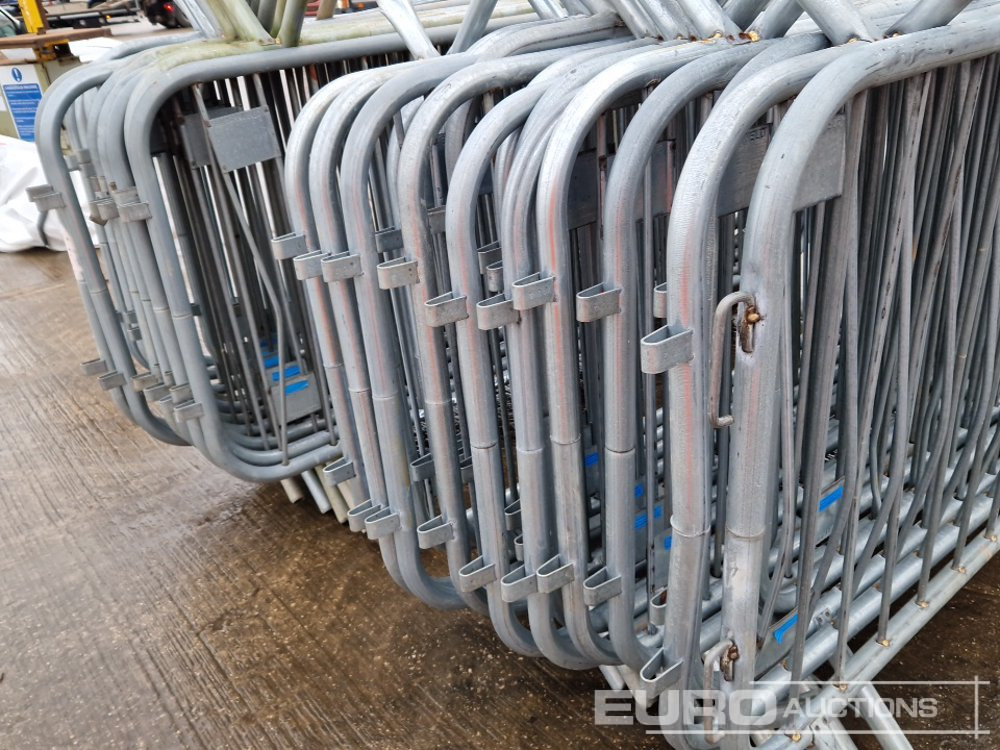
[69,36,124,64]
[0,134,93,253]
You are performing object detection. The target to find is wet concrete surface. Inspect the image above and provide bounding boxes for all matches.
[0,249,997,749]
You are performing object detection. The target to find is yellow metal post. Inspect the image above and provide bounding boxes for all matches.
[17,0,48,35]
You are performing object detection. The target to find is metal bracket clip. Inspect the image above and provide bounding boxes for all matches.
[576,282,621,322]
[640,325,693,374]
[424,291,469,327]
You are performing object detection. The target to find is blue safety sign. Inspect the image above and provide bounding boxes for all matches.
[2,67,43,142]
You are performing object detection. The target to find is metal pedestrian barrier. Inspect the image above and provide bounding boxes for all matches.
[33,0,538,508]
[34,0,1000,745]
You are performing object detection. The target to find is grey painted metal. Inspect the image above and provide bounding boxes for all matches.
[796,0,879,40]
[395,50,587,644]
[674,0,739,35]
[377,0,443,57]
[886,0,972,33]
[441,37,657,666]
[717,12,1000,746]
[534,37,751,671]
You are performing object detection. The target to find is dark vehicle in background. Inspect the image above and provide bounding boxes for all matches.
[86,0,188,28]
[141,0,187,28]
[1,0,142,29]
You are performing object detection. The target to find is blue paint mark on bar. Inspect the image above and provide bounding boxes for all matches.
[634,504,663,531]
[664,535,672,550]
[819,485,844,511]
[285,381,309,395]
[272,364,302,382]
[774,614,798,644]
[264,355,280,369]
[585,452,599,467]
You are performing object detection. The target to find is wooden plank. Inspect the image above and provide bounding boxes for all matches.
[0,27,110,50]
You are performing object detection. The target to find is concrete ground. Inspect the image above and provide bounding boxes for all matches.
[0,249,997,749]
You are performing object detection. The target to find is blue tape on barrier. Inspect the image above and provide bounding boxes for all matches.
[774,614,798,644]
[819,485,844,512]
[272,364,302,382]
[634,504,663,531]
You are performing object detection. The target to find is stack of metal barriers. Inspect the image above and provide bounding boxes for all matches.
[36,0,1000,744]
